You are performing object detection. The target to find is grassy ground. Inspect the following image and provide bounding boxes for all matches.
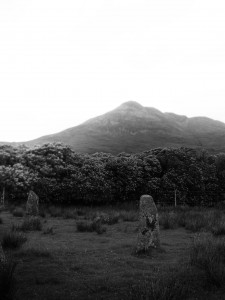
[1,205,225,299]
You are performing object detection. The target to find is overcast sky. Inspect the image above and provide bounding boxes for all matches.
[0,0,225,141]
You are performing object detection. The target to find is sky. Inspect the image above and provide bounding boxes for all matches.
[0,0,225,142]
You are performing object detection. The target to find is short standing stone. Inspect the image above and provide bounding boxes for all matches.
[26,190,39,216]
[136,195,160,253]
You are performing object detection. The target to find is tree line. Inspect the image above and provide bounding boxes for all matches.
[0,143,225,206]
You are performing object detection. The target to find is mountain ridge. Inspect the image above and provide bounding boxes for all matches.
[1,101,225,154]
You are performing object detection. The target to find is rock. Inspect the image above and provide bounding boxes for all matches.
[136,194,160,253]
[26,190,39,216]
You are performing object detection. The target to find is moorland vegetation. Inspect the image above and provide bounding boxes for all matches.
[1,143,225,299]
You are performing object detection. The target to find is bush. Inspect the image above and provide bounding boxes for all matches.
[12,217,42,232]
[76,220,106,234]
[0,217,3,224]
[0,258,17,300]
[2,231,27,250]
[12,207,24,218]
[189,234,225,287]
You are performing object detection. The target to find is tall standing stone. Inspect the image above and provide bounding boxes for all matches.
[26,190,39,216]
[136,195,160,253]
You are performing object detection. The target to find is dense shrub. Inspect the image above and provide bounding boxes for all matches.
[0,144,223,206]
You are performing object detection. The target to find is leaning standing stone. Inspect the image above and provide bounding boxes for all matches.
[26,190,39,216]
[136,195,160,254]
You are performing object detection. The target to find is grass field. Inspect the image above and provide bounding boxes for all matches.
[1,205,225,300]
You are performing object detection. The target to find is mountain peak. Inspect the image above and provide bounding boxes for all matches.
[119,101,143,110]
[5,100,225,154]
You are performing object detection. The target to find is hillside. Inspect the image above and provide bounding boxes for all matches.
[2,101,225,153]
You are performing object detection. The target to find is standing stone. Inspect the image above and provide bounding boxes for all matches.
[26,190,39,216]
[136,195,160,253]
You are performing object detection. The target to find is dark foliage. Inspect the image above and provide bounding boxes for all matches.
[0,143,223,206]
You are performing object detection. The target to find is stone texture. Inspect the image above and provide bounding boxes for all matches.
[0,244,6,263]
[26,190,39,216]
[136,194,160,253]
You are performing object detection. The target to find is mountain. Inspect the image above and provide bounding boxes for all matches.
[2,101,225,153]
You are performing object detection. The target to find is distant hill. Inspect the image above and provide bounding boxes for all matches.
[2,101,225,154]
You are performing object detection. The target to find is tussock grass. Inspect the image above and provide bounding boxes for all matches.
[76,219,106,234]
[39,208,46,218]
[48,206,63,218]
[2,231,27,250]
[91,212,120,225]
[12,207,24,218]
[62,209,77,219]
[211,220,225,236]
[0,258,17,300]
[43,226,54,235]
[86,209,138,224]
[184,212,208,232]
[16,248,52,258]
[157,208,225,233]
[12,217,42,232]
[119,210,138,222]
[189,233,225,287]
[159,212,178,229]
[75,208,87,216]
[8,205,16,214]
[130,267,190,300]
